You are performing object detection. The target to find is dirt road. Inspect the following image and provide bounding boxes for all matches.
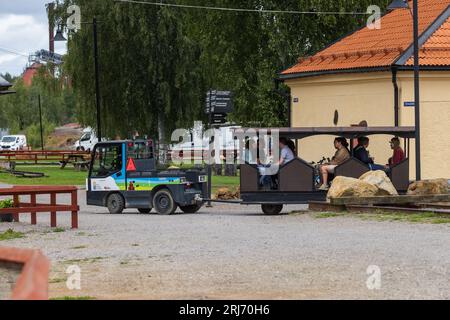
[1,190,449,299]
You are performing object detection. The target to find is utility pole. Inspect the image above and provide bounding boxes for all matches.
[38,95,44,151]
[412,0,421,181]
[93,17,102,142]
[207,90,213,207]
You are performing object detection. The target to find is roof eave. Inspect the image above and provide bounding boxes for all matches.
[278,66,392,81]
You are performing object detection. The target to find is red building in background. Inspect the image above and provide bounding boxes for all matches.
[22,62,43,87]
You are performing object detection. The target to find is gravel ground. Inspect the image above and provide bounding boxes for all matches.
[0,189,449,300]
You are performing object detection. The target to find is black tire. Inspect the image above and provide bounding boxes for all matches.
[153,189,177,215]
[180,204,202,214]
[261,204,284,215]
[0,214,13,223]
[138,208,152,214]
[107,193,125,214]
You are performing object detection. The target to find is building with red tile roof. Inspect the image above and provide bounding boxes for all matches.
[280,0,450,180]
[281,0,450,77]
[22,62,43,87]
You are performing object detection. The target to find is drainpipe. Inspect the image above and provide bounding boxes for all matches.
[274,78,292,127]
[392,67,399,127]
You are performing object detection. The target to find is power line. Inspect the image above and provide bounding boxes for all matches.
[0,46,29,58]
[114,0,371,15]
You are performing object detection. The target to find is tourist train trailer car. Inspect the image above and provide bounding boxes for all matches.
[235,126,416,215]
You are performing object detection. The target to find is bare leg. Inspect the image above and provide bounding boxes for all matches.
[321,166,329,186]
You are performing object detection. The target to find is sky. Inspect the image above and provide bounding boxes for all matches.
[0,0,66,76]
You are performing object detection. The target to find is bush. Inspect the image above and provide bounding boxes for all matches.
[25,121,56,149]
[0,199,14,223]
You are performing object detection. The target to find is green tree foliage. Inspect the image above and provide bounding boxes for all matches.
[0,65,75,148]
[53,0,389,139]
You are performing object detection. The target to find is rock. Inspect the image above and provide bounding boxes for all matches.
[327,176,379,200]
[215,187,240,200]
[407,179,449,196]
[359,171,398,196]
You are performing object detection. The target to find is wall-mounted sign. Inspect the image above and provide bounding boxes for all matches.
[404,101,415,107]
[293,97,299,103]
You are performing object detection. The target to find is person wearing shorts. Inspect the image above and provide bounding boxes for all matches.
[319,137,350,191]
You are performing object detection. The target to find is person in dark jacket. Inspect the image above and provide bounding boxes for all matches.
[354,137,373,165]
[354,137,384,171]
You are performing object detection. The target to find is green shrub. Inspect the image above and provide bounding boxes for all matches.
[0,199,14,209]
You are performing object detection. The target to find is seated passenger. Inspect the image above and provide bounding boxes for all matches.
[276,137,295,166]
[354,137,385,171]
[354,137,373,165]
[259,137,295,189]
[388,137,406,167]
[318,137,351,191]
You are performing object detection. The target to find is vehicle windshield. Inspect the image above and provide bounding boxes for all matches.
[80,133,91,142]
[2,136,17,143]
[91,144,123,178]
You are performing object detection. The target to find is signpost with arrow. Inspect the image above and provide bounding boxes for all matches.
[205,90,234,206]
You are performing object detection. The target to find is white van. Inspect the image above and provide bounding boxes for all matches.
[74,127,98,152]
[0,135,27,151]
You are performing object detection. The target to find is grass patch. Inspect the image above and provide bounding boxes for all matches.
[50,296,96,300]
[0,165,239,190]
[71,245,88,250]
[0,229,25,241]
[64,257,105,264]
[53,227,66,233]
[357,211,450,224]
[0,165,87,186]
[313,212,348,219]
[309,210,450,225]
[49,278,66,284]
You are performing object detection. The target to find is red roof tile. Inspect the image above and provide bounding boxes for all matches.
[282,0,450,76]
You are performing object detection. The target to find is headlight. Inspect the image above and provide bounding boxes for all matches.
[199,175,207,183]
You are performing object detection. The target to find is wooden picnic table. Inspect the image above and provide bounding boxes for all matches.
[60,154,91,170]
[0,186,79,229]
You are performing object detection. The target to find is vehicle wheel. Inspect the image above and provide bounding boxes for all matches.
[261,204,284,215]
[0,214,13,223]
[180,204,202,214]
[153,189,177,215]
[138,208,152,214]
[107,193,125,214]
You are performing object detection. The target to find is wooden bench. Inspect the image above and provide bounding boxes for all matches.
[0,186,79,229]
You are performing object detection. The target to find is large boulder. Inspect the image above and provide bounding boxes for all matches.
[407,179,449,196]
[327,176,379,200]
[214,187,240,200]
[359,171,398,196]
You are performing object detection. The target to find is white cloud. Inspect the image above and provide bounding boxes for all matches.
[0,2,67,76]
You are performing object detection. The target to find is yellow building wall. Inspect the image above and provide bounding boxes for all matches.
[285,71,450,180]
[286,72,395,170]
[397,72,450,179]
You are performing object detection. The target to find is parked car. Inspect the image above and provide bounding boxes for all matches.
[0,135,27,151]
[74,127,98,152]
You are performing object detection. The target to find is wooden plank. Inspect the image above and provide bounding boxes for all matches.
[346,205,450,215]
[308,201,346,212]
[330,194,450,206]
[0,205,79,214]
